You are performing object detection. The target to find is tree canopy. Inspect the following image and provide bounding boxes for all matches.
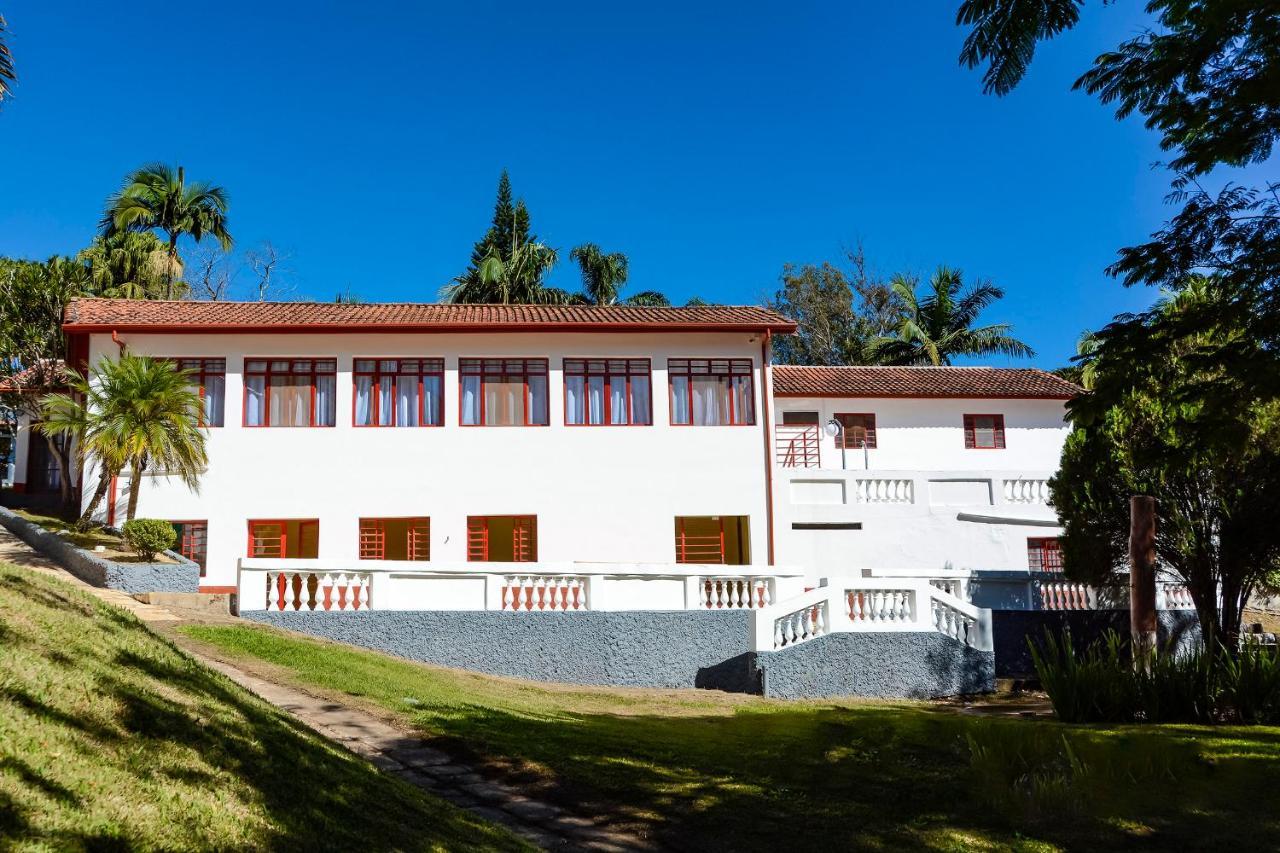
[0,14,14,104]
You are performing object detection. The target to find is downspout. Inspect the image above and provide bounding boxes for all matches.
[760,330,775,566]
[111,330,126,354]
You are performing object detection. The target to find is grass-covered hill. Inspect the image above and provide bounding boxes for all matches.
[0,561,526,852]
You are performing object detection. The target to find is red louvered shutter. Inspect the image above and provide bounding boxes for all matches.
[467,517,488,561]
[993,415,1006,449]
[863,414,877,449]
[963,415,976,448]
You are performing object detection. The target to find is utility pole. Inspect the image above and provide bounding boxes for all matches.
[1129,495,1158,667]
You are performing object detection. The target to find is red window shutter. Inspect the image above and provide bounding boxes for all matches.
[408,518,430,561]
[993,415,1006,449]
[513,517,536,562]
[359,519,384,560]
[467,518,488,562]
[963,415,976,448]
[863,415,877,449]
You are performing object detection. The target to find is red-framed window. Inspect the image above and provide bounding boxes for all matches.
[459,358,549,426]
[674,516,750,565]
[963,414,1006,449]
[170,520,208,576]
[247,520,319,559]
[244,359,336,427]
[467,516,536,562]
[836,413,877,449]
[1028,537,1063,572]
[171,358,225,427]
[563,358,652,425]
[359,517,430,561]
[353,358,444,427]
[668,358,755,425]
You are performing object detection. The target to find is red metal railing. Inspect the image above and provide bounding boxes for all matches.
[776,425,820,467]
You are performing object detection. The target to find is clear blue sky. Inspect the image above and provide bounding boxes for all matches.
[0,2,1255,368]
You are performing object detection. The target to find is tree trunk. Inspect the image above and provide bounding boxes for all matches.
[46,435,73,517]
[76,471,113,532]
[166,231,179,300]
[125,458,143,522]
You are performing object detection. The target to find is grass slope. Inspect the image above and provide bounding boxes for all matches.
[183,622,1280,853]
[0,562,527,852]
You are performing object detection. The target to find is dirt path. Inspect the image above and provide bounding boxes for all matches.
[0,527,651,852]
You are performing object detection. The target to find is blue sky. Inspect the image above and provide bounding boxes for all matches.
[0,2,1258,368]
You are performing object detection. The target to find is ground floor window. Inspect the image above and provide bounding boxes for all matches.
[359,517,430,560]
[675,516,750,565]
[467,515,536,562]
[170,520,208,576]
[1027,537,1063,572]
[247,520,319,559]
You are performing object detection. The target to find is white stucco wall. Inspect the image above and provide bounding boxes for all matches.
[84,330,776,588]
[773,395,1070,580]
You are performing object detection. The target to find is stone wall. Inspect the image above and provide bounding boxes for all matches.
[245,609,997,698]
[0,506,199,594]
[245,610,759,691]
[755,632,994,699]
[992,609,1203,678]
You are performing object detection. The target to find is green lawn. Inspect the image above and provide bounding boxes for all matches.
[0,562,528,852]
[181,621,1280,852]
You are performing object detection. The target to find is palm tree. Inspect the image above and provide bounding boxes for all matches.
[0,15,15,104]
[101,164,232,299]
[445,241,560,304]
[874,267,1033,365]
[78,232,180,300]
[39,356,208,528]
[569,244,630,304]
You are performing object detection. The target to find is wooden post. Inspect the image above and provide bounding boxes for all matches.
[1129,495,1158,665]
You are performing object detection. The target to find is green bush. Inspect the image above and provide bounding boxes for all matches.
[121,519,177,562]
[1031,629,1280,724]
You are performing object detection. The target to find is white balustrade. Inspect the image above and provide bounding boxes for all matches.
[854,478,915,504]
[503,575,588,611]
[932,598,978,645]
[699,577,773,609]
[929,577,970,602]
[772,600,827,649]
[266,570,370,612]
[846,588,914,624]
[1002,478,1051,505]
[1036,580,1097,611]
[1157,583,1195,610]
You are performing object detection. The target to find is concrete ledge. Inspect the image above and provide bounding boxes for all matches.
[244,610,758,691]
[0,506,199,594]
[755,632,995,699]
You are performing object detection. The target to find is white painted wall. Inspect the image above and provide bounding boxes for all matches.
[84,330,776,589]
[773,395,1070,581]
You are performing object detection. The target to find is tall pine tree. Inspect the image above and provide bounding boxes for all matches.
[459,171,537,287]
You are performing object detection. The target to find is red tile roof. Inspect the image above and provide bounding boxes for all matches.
[63,298,796,334]
[772,365,1080,399]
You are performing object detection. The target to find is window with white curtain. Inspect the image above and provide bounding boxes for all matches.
[459,358,548,426]
[564,358,652,425]
[172,358,225,427]
[668,358,755,425]
[353,358,444,427]
[243,358,336,427]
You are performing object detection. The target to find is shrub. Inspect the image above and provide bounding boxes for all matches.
[121,518,177,562]
[1031,628,1280,725]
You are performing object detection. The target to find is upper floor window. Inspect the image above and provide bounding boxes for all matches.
[669,358,755,426]
[354,358,443,427]
[963,414,1006,449]
[836,413,877,449]
[564,358,652,425]
[244,359,336,427]
[460,358,548,426]
[1028,537,1063,572]
[175,358,225,427]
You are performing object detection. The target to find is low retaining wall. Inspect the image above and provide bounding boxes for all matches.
[245,610,759,691]
[992,609,1202,678]
[756,633,994,699]
[0,506,199,594]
